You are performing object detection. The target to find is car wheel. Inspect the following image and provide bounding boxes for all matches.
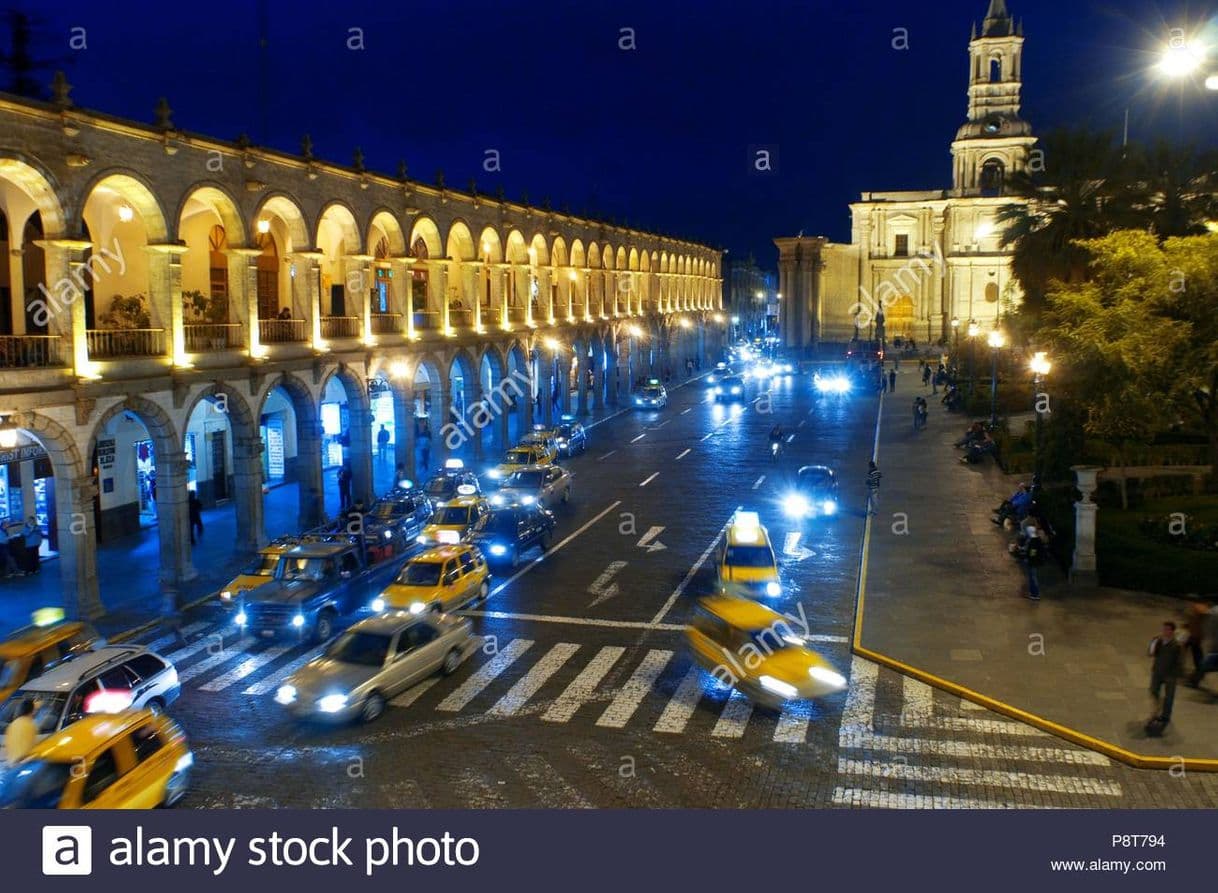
[442,648,462,676]
[361,692,386,723]
[162,769,189,807]
[478,580,490,601]
[145,697,165,716]
[314,610,336,643]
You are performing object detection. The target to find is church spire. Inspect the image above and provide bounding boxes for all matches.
[982,0,1014,37]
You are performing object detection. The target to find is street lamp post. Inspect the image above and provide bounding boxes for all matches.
[950,315,960,372]
[966,320,979,400]
[987,329,1006,429]
[1029,351,1052,501]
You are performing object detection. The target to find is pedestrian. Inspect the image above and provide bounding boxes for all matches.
[0,524,17,577]
[376,424,391,462]
[865,460,881,515]
[337,463,352,510]
[188,492,204,545]
[21,516,41,574]
[912,398,922,431]
[1022,525,1045,600]
[1147,621,1184,732]
[888,368,897,392]
[1187,600,1218,687]
[3,698,38,764]
[419,437,431,474]
[922,364,932,388]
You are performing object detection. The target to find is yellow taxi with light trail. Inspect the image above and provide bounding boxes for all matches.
[372,544,490,614]
[218,537,299,607]
[0,709,193,808]
[415,492,490,547]
[0,609,103,703]
[715,511,783,600]
[685,595,846,709]
[487,445,556,481]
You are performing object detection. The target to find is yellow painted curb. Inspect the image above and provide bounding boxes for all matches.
[852,391,1218,773]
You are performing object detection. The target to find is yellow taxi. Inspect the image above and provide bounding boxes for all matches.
[218,538,298,607]
[715,511,783,600]
[520,426,560,454]
[487,444,556,481]
[372,544,490,614]
[416,494,491,547]
[0,709,193,808]
[685,595,846,709]
[0,610,102,703]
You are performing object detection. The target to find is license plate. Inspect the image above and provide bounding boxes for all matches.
[261,630,274,638]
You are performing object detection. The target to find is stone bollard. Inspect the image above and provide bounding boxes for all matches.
[1070,465,1101,587]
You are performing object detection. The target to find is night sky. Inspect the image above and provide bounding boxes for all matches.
[13,0,1218,271]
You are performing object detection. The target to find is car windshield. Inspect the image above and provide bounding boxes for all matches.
[483,512,519,536]
[325,631,391,667]
[725,545,775,568]
[434,506,471,526]
[798,470,833,490]
[424,478,455,497]
[504,450,534,465]
[243,554,281,576]
[505,470,545,489]
[643,387,663,397]
[0,659,21,688]
[556,425,573,437]
[0,692,67,734]
[397,562,443,586]
[0,760,71,809]
[279,557,329,581]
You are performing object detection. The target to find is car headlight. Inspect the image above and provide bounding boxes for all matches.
[220,589,233,601]
[759,675,799,699]
[491,494,505,506]
[291,614,305,628]
[490,544,507,556]
[370,597,386,613]
[235,611,248,627]
[714,386,722,395]
[416,534,429,543]
[488,469,501,480]
[521,495,536,505]
[317,693,349,713]
[783,494,811,518]
[732,386,741,394]
[383,530,393,540]
[823,499,837,516]
[808,666,847,689]
[437,530,459,544]
[275,684,297,705]
[174,752,194,772]
[765,581,782,597]
[409,601,425,614]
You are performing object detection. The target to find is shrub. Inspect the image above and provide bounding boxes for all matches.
[99,293,151,329]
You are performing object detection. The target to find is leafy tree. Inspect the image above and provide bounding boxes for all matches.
[1126,141,1218,239]
[99,294,151,329]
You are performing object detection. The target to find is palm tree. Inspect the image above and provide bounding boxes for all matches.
[1126,141,1218,239]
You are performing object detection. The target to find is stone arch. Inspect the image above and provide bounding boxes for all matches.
[409,216,444,259]
[367,208,407,256]
[252,192,311,249]
[318,362,373,508]
[316,201,362,254]
[78,169,170,242]
[0,154,67,237]
[256,371,323,530]
[174,182,247,245]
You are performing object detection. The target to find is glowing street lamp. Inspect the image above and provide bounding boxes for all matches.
[987,329,1007,428]
[0,416,18,449]
[678,318,692,330]
[1158,37,1207,78]
[117,204,134,223]
[1029,351,1052,498]
[257,218,271,235]
[1207,74,1218,91]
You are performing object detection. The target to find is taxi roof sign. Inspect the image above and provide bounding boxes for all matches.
[456,483,477,496]
[734,510,761,529]
[444,458,465,470]
[32,607,65,628]
[647,378,660,385]
[533,423,546,430]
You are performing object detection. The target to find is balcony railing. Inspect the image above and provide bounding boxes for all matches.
[508,307,527,324]
[87,328,166,359]
[413,311,440,330]
[448,309,473,329]
[0,334,63,368]
[184,323,243,352]
[370,313,402,335]
[320,316,361,339]
[258,319,308,344]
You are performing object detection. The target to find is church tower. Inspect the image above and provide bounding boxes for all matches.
[950,0,1036,196]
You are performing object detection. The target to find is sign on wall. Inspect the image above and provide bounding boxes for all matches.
[264,419,285,480]
[96,438,116,472]
[0,444,48,466]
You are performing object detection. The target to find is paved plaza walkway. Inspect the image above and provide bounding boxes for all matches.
[858,366,1218,765]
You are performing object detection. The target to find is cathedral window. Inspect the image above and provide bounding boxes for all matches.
[989,57,1002,82]
[894,234,910,258]
[980,159,1006,197]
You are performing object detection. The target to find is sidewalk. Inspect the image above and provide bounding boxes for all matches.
[858,376,1218,765]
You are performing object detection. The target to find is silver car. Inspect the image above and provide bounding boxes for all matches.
[274,611,476,723]
[491,464,572,509]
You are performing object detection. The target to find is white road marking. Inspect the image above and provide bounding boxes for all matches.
[510,754,594,808]
[436,638,533,712]
[587,561,628,607]
[177,638,255,684]
[462,609,684,631]
[199,644,293,692]
[162,630,242,665]
[652,667,705,733]
[390,676,439,708]
[752,475,766,490]
[831,788,1054,810]
[543,646,626,723]
[487,642,581,717]
[675,448,691,460]
[650,508,739,625]
[836,758,1122,796]
[144,621,210,652]
[595,649,672,728]
[797,419,806,429]
[711,690,753,738]
[489,500,622,596]
[636,526,667,552]
[700,431,715,441]
[773,703,810,743]
[630,433,646,443]
[598,451,617,461]
[241,646,324,696]
[900,676,936,725]
[681,408,692,415]
[840,656,878,733]
[837,728,1110,765]
[638,472,659,487]
[652,420,670,429]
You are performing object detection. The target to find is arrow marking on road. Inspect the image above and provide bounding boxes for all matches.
[637,526,667,553]
[782,531,816,561]
[588,561,628,607]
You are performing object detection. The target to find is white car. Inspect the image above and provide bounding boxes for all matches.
[491,464,572,508]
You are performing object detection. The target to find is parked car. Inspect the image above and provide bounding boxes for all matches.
[0,611,104,703]
[467,505,556,569]
[374,544,491,614]
[553,418,588,456]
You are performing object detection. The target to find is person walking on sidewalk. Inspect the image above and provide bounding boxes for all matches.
[865,461,882,515]
[1148,621,1184,730]
[922,364,932,388]
[188,492,204,546]
[888,368,896,393]
[20,516,41,575]
[337,463,353,510]
[376,424,391,462]
[1022,526,1046,600]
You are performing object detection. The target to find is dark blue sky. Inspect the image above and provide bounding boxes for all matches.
[15,0,1218,270]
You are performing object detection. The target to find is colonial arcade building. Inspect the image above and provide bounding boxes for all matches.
[0,86,722,620]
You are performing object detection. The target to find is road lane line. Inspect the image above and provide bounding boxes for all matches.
[653,667,704,733]
[797,419,806,429]
[650,507,740,625]
[598,450,617,461]
[630,433,646,443]
[711,690,753,738]
[700,431,715,441]
[463,609,684,631]
[639,472,659,487]
[752,475,765,490]
[487,642,581,716]
[681,408,692,415]
[489,500,622,596]
[390,676,439,708]
[200,644,293,691]
[436,638,533,712]
[241,646,324,696]
[652,420,670,429]
[675,448,691,460]
[543,646,626,722]
[595,649,672,728]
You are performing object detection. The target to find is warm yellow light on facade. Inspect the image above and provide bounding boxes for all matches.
[257,219,271,234]
[967,321,980,338]
[568,270,578,281]
[1208,74,1218,90]
[987,329,1006,349]
[1030,351,1052,376]
[251,343,270,360]
[117,204,134,223]
[678,318,692,329]
[627,324,643,338]
[0,417,18,449]
[713,313,725,324]
[543,336,561,351]
[389,360,409,378]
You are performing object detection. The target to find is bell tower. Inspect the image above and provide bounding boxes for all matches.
[951,0,1036,196]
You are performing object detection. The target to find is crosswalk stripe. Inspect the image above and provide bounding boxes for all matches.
[199,645,293,692]
[487,643,580,717]
[906,715,1051,737]
[831,787,1054,810]
[390,677,439,708]
[836,729,1110,765]
[773,703,810,743]
[652,668,705,733]
[144,622,210,652]
[711,690,753,738]
[900,676,935,724]
[509,754,594,809]
[841,656,878,732]
[596,649,671,728]
[837,758,1122,796]
[177,638,254,684]
[162,630,241,666]
[543,646,625,723]
[242,646,324,696]
[436,638,533,712]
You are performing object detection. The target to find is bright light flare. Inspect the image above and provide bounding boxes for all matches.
[1158,39,1208,77]
[814,373,852,394]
